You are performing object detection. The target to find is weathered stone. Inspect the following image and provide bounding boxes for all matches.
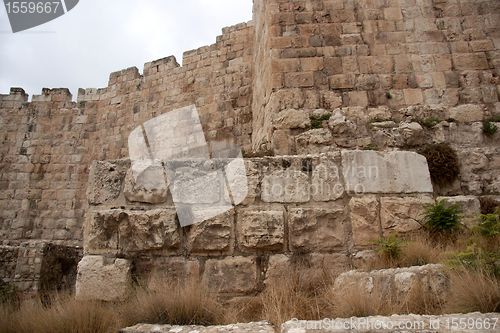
[342,150,433,194]
[124,160,168,204]
[399,121,425,146]
[266,253,349,283]
[295,128,333,154]
[311,155,344,201]
[84,209,179,254]
[122,209,179,252]
[87,160,129,205]
[349,196,381,246]
[289,207,347,251]
[135,257,200,285]
[272,109,311,129]
[202,256,257,293]
[380,196,434,235]
[437,195,481,228]
[237,209,285,252]
[170,168,224,204]
[76,255,131,302]
[447,104,484,122]
[120,321,275,333]
[333,264,449,307]
[261,169,310,203]
[187,209,233,254]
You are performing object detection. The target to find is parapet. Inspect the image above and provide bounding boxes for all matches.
[32,88,73,102]
[0,87,28,102]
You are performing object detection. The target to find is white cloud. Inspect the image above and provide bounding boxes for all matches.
[0,0,253,98]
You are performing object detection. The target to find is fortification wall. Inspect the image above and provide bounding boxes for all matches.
[0,22,254,247]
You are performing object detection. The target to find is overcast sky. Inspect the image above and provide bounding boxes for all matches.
[0,0,253,99]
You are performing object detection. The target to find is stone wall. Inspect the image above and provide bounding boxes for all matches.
[77,150,443,301]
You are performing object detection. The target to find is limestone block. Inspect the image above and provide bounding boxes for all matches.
[121,209,179,252]
[333,264,449,306]
[124,160,168,204]
[295,129,333,154]
[135,257,200,286]
[265,253,349,284]
[84,209,179,254]
[187,209,233,254]
[202,256,257,293]
[447,104,484,123]
[120,322,275,333]
[289,207,347,251]
[341,150,433,194]
[87,160,129,205]
[349,196,381,246]
[261,169,310,203]
[380,196,434,235]
[311,155,344,201]
[76,255,132,302]
[272,109,311,129]
[237,209,284,252]
[437,196,481,228]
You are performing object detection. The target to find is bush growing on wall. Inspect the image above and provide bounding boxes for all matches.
[419,143,460,186]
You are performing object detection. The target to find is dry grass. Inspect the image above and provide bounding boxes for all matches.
[258,263,335,326]
[445,269,500,313]
[0,295,118,333]
[120,277,223,327]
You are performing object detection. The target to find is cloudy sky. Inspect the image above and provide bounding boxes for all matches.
[0,0,253,99]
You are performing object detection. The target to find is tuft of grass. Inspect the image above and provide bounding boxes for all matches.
[423,200,462,237]
[119,278,223,327]
[419,116,440,128]
[445,269,500,313]
[475,211,500,238]
[363,143,379,151]
[483,121,498,137]
[446,244,499,276]
[0,295,118,333]
[419,143,460,186]
[375,235,403,261]
[309,113,331,129]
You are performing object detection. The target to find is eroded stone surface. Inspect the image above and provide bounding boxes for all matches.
[120,321,274,333]
[349,196,381,246]
[87,160,129,205]
[76,255,131,302]
[437,195,481,228]
[380,196,434,235]
[333,264,449,307]
[202,256,257,293]
[187,210,234,254]
[261,169,310,203]
[237,209,285,252]
[341,150,433,194]
[288,207,347,251]
[273,109,311,129]
[124,160,169,204]
[311,155,344,201]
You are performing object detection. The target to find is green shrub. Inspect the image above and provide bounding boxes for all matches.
[423,200,461,235]
[475,211,500,238]
[483,121,498,137]
[419,143,460,186]
[375,235,403,260]
[309,113,331,129]
[419,116,440,128]
[447,245,499,276]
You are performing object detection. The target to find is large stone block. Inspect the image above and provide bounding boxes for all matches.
[341,150,433,194]
[76,255,131,302]
[261,169,310,203]
[311,155,344,201]
[135,257,200,285]
[349,196,381,246]
[265,253,349,284]
[124,160,169,204]
[289,207,347,252]
[437,196,481,228]
[272,109,311,129]
[447,104,484,123]
[187,209,234,254]
[87,160,129,205]
[202,256,257,293]
[120,322,275,333]
[380,196,434,235]
[84,209,179,254]
[333,264,449,306]
[237,209,285,252]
